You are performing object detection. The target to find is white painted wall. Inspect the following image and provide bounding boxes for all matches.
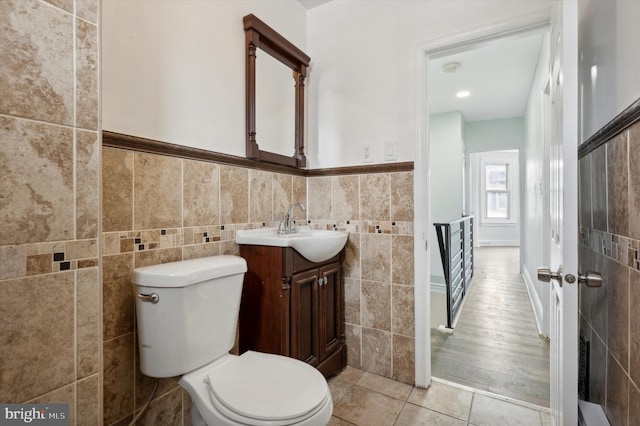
[101,0,307,156]
[306,0,551,168]
[429,113,465,223]
[429,112,465,286]
[465,118,525,153]
[578,0,640,142]
[522,32,550,337]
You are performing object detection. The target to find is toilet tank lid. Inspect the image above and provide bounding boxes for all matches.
[131,256,247,288]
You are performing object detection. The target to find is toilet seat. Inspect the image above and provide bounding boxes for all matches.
[206,351,328,424]
[180,351,332,426]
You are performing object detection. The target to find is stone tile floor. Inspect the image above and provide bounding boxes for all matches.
[328,367,551,426]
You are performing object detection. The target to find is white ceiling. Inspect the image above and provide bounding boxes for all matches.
[428,32,545,122]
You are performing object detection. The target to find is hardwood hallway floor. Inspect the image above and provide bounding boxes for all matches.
[431,247,550,407]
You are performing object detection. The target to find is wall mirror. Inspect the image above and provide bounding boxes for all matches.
[244,14,310,168]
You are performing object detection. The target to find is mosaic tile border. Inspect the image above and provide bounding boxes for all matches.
[0,239,99,281]
[102,223,266,256]
[580,226,639,269]
[307,220,414,236]
[0,220,414,280]
[100,220,414,258]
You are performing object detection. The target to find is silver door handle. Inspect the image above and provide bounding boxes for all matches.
[537,267,603,287]
[537,267,562,283]
[565,271,603,287]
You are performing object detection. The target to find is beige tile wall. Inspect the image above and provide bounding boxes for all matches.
[0,0,100,423]
[308,173,415,384]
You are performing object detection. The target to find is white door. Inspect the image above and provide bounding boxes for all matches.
[545,1,579,425]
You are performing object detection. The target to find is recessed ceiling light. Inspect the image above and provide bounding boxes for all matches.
[456,90,471,98]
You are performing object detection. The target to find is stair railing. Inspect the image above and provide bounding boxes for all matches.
[434,216,474,328]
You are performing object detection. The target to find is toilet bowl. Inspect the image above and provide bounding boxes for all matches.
[132,256,332,426]
[180,351,332,426]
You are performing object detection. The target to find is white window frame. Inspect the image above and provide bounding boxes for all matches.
[479,151,519,225]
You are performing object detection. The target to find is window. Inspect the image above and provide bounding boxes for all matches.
[475,151,518,225]
[485,164,509,219]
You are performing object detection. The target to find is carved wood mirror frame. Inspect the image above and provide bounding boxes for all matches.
[244,14,310,168]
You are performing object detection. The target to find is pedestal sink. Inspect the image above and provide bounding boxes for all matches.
[236,226,349,263]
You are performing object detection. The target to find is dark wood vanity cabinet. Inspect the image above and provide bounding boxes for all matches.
[238,245,347,378]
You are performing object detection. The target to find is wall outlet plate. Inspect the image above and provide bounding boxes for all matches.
[362,143,373,163]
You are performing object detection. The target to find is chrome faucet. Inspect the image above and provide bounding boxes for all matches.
[278,203,306,234]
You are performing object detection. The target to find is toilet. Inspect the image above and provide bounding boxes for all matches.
[132,255,333,426]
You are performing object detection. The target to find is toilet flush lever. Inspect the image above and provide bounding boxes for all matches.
[138,293,159,304]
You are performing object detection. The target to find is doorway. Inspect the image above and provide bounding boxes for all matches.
[418,20,552,406]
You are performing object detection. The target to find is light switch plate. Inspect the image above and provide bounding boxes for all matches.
[384,141,397,161]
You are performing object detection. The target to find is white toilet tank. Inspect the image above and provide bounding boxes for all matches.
[131,255,247,378]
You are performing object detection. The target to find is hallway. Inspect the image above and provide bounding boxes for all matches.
[431,247,550,407]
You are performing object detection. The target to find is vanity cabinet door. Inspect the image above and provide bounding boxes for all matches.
[318,262,342,361]
[238,245,289,356]
[239,245,347,377]
[290,269,319,366]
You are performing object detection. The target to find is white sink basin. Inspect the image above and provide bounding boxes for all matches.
[236,226,349,263]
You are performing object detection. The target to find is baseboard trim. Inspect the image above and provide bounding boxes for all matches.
[430,282,446,292]
[478,241,520,247]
